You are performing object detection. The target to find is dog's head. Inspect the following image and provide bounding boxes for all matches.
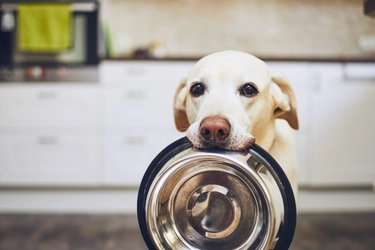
[174,50,298,150]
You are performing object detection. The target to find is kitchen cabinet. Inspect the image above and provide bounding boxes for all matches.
[309,63,375,186]
[1,61,374,188]
[268,62,375,188]
[103,127,179,186]
[103,86,171,128]
[100,62,189,185]
[0,133,99,186]
[0,84,100,186]
[0,85,98,127]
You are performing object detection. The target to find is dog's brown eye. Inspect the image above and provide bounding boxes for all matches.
[240,83,258,97]
[190,82,206,97]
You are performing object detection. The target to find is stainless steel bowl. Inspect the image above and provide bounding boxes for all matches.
[137,137,296,250]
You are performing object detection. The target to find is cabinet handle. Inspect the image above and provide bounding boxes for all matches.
[125,67,146,76]
[124,90,145,99]
[124,136,145,145]
[343,63,375,81]
[37,91,58,99]
[38,136,58,145]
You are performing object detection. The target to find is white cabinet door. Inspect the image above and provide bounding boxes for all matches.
[100,61,193,130]
[103,84,174,128]
[100,62,193,186]
[99,61,194,86]
[0,85,98,128]
[103,127,182,186]
[0,133,100,186]
[311,63,375,186]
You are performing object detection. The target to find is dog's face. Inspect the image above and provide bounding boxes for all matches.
[174,51,298,150]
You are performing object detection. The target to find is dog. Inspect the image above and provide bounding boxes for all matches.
[173,50,299,195]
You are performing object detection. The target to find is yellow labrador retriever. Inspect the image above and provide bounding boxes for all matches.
[173,50,299,195]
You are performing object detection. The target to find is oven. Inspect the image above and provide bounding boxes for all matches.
[0,0,99,82]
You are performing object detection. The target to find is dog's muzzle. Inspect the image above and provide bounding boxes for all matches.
[187,117,255,150]
[137,137,296,250]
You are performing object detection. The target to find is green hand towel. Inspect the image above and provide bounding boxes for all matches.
[18,3,72,52]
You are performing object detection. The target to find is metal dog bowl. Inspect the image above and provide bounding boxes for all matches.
[137,137,296,250]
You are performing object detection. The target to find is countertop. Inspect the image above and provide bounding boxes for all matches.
[102,56,375,63]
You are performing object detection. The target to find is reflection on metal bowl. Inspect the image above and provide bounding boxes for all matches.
[137,137,296,250]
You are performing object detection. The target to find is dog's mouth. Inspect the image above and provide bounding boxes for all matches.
[198,140,229,149]
[186,132,256,151]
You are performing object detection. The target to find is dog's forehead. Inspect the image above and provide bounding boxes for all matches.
[188,51,270,85]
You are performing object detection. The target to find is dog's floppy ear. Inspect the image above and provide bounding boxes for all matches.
[174,78,190,132]
[270,69,299,130]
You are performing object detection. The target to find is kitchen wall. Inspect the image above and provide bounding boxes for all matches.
[101,0,375,60]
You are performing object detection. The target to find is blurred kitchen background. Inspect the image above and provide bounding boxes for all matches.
[0,0,375,249]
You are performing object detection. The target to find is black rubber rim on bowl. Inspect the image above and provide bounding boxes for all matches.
[137,137,296,250]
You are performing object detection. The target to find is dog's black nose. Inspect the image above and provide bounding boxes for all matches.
[200,117,231,141]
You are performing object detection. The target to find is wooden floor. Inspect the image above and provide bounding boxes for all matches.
[0,213,374,250]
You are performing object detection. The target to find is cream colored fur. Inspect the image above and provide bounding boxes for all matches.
[173,50,299,195]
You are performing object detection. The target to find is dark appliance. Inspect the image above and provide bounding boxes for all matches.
[0,0,99,82]
[365,0,375,17]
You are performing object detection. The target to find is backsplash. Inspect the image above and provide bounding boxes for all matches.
[101,0,375,60]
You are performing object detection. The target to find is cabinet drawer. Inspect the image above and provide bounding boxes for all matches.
[0,133,100,186]
[100,62,165,83]
[100,61,194,85]
[0,86,98,127]
[103,87,175,127]
[103,127,182,186]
